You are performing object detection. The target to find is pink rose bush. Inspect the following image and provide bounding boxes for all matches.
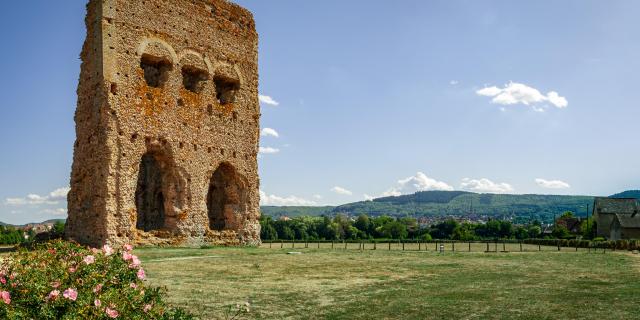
[0,240,193,319]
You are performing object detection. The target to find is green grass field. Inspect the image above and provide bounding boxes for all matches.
[136,246,640,319]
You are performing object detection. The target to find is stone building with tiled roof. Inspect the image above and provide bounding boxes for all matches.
[593,197,640,240]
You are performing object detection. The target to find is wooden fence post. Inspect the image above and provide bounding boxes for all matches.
[418,242,421,251]
[269,242,272,248]
[486,242,489,252]
[389,242,391,251]
[538,244,541,251]
[281,241,283,249]
[344,241,347,250]
[452,242,455,252]
[331,241,334,249]
[520,242,522,252]
[502,241,506,252]
[402,241,405,251]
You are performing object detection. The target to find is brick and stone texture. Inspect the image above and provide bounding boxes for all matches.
[65,0,261,247]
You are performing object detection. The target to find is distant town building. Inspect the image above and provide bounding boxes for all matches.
[593,198,640,240]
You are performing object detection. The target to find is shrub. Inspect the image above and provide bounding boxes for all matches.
[0,240,193,319]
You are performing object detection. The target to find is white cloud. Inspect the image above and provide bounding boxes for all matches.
[259,95,279,106]
[331,186,353,196]
[450,80,459,85]
[49,187,71,200]
[259,190,316,206]
[535,178,570,189]
[460,178,513,193]
[363,194,375,201]
[5,187,70,206]
[381,172,454,197]
[41,208,67,216]
[398,172,454,192]
[546,91,568,108]
[260,128,280,138]
[258,146,280,154]
[381,189,402,197]
[312,194,323,200]
[476,82,568,109]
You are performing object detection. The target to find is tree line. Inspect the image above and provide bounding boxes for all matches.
[260,212,594,241]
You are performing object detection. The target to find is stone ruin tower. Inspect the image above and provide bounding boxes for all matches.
[65,0,261,247]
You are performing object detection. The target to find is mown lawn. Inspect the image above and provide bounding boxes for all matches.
[136,247,640,319]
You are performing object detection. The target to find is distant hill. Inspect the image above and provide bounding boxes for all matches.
[260,206,334,218]
[609,190,640,199]
[0,219,66,229]
[259,190,616,223]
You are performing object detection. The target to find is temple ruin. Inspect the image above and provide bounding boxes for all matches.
[65,0,261,247]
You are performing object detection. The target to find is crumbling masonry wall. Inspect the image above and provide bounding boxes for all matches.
[65,0,261,247]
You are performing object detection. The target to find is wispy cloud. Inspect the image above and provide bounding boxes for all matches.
[5,187,70,206]
[41,208,67,216]
[260,128,280,138]
[460,178,513,193]
[331,186,353,196]
[364,194,375,201]
[535,178,570,189]
[379,172,453,197]
[258,146,280,155]
[476,82,568,110]
[259,190,316,206]
[259,95,279,106]
[450,80,459,85]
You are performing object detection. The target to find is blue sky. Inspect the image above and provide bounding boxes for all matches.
[1,1,639,224]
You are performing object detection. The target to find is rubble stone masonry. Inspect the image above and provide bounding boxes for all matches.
[65,0,261,247]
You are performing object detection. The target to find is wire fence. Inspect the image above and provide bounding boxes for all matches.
[259,239,622,253]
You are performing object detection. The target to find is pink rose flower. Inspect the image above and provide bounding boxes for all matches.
[47,290,60,301]
[0,291,10,304]
[143,304,152,313]
[105,307,119,318]
[123,244,133,251]
[93,284,103,293]
[0,277,6,285]
[102,245,114,256]
[94,299,102,307]
[91,247,99,254]
[51,281,61,288]
[122,252,133,261]
[9,273,16,280]
[63,288,78,301]
[137,268,145,280]
[130,255,141,268]
[68,266,77,273]
[129,282,137,289]
[83,255,96,265]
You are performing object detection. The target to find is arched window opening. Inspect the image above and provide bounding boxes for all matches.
[135,153,166,231]
[182,66,208,93]
[213,76,239,105]
[207,163,247,231]
[140,54,172,88]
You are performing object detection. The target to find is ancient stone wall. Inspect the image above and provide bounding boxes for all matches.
[66,0,260,247]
